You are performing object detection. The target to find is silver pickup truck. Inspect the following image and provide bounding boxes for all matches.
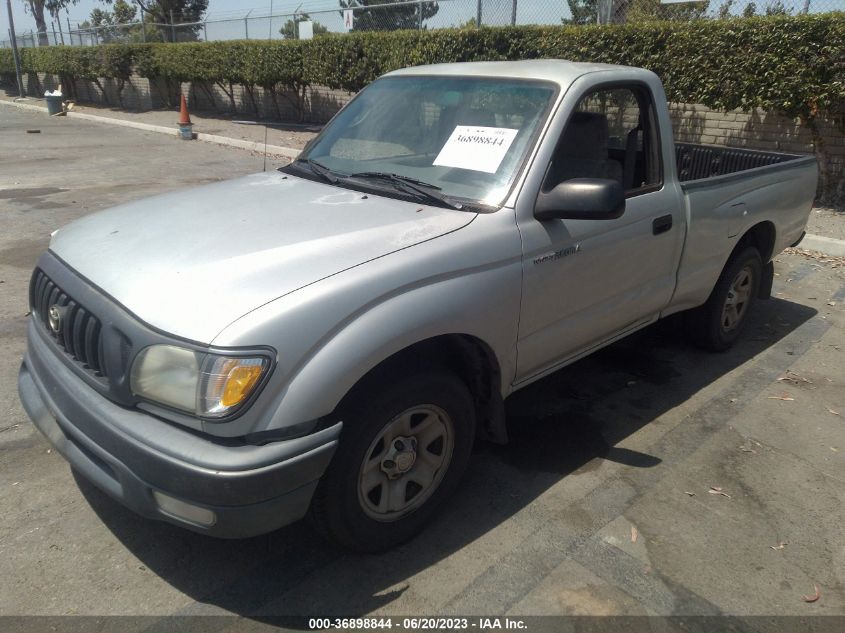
[19,60,817,551]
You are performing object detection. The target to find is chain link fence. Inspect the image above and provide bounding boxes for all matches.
[3,0,843,48]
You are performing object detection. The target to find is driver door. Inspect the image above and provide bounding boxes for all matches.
[515,83,684,384]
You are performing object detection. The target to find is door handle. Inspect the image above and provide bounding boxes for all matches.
[652,214,673,235]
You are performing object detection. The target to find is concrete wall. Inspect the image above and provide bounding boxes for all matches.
[9,70,844,204]
[19,71,351,124]
[181,80,350,123]
[669,103,844,203]
[23,71,158,111]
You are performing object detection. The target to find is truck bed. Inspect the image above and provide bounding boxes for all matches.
[667,141,817,318]
[675,142,802,183]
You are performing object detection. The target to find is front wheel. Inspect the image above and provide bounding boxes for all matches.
[310,369,475,552]
[687,246,763,352]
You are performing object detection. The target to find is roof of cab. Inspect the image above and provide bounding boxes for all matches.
[385,60,641,86]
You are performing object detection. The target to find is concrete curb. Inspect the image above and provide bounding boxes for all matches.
[194,132,300,159]
[1,98,47,115]
[0,97,301,159]
[799,233,845,257]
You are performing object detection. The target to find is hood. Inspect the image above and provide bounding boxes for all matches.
[49,171,476,343]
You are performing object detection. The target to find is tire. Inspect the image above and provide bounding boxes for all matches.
[310,368,476,552]
[687,246,763,352]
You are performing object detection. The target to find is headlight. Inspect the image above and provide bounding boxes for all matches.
[130,345,270,418]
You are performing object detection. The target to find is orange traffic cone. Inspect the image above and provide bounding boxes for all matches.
[178,93,192,125]
[178,94,193,140]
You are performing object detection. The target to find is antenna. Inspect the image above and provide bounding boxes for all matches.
[262,0,274,172]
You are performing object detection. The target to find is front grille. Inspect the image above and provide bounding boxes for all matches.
[29,268,108,377]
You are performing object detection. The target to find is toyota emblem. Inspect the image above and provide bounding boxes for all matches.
[48,305,62,334]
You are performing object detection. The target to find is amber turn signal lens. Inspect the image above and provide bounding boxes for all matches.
[198,355,269,418]
[221,364,264,407]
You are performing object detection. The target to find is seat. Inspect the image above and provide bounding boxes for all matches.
[623,125,642,190]
[437,106,497,144]
[546,112,623,187]
[458,108,496,127]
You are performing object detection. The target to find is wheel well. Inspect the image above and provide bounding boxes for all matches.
[338,335,508,444]
[737,221,776,263]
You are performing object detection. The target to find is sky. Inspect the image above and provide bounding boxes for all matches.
[3,0,560,40]
[3,1,334,35]
[2,0,820,41]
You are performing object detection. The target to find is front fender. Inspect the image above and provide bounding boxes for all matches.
[213,210,523,435]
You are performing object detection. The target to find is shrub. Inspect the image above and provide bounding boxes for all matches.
[0,48,13,75]
[3,14,843,123]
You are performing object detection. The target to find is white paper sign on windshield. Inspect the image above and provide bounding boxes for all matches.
[433,126,519,174]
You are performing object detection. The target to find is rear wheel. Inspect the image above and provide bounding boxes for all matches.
[310,369,475,552]
[688,246,762,352]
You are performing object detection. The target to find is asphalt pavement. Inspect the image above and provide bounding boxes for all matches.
[1,106,844,626]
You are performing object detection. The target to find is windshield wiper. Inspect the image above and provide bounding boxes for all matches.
[347,172,463,210]
[298,158,339,184]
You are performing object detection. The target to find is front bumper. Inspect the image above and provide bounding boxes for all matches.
[18,319,341,538]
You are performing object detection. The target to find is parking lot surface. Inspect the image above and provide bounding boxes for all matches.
[1,107,844,622]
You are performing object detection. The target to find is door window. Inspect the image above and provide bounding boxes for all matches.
[543,85,662,196]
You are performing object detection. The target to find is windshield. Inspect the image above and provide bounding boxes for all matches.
[296,75,558,207]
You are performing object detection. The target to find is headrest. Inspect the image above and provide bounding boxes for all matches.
[559,112,610,160]
[457,108,496,127]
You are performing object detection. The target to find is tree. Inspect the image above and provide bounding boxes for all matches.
[625,0,709,22]
[563,0,597,24]
[24,1,51,46]
[112,0,138,22]
[763,0,790,14]
[719,0,791,18]
[338,0,438,31]
[741,0,791,16]
[89,0,138,43]
[279,13,329,39]
[563,0,635,24]
[98,0,208,41]
[22,0,80,46]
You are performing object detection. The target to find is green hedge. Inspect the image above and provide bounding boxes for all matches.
[10,43,135,81]
[2,14,843,120]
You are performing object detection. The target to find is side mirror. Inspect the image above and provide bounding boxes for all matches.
[534,178,625,221]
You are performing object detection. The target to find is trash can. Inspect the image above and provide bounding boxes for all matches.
[45,95,63,116]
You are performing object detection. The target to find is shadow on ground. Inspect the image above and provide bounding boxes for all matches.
[75,297,816,619]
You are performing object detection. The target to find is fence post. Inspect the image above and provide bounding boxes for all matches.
[476,0,482,27]
[203,21,207,41]
[245,10,252,39]
[418,0,423,29]
[66,17,72,45]
[56,18,65,44]
[170,9,176,42]
[140,18,146,42]
[511,0,517,25]
[598,0,613,24]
